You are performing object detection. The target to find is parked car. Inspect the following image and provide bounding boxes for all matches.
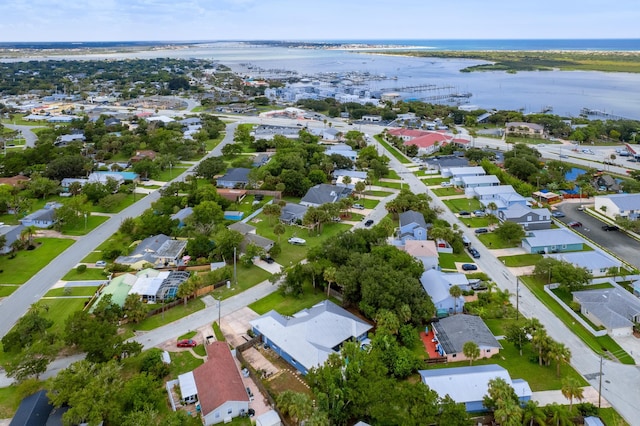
[95,260,107,267]
[568,221,582,228]
[288,237,307,245]
[577,205,585,211]
[551,211,565,218]
[475,228,489,234]
[473,210,486,217]
[468,247,481,259]
[364,219,374,227]
[458,210,471,216]
[177,339,197,348]
[261,255,275,264]
[601,225,619,231]
[471,282,488,291]
[440,181,453,187]
[462,264,478,271]
[353,204,365,210]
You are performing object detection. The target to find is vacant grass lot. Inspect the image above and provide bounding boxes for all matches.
[91,193,147,214]
[375,136,411,164]
[372,180,402,190]
[44,286,100,297]
[498,254,543,267]
[477,233,520,249]
[81,251,104,263]
[431,187,463,197]
[215,266,273,300]
[41,298,91,335]
[0,285,19,297]
[520,275,634,364]
[156,167,188,182]
[60,215,110,236]
[129,298,206,331]
[0,238,75,284]
[364,190,395,197]
[459,217,490,228]
[443,198,483,212]
[62,267,109,281]
[249,283,332,316]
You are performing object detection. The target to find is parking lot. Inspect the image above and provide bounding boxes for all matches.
[555,202,640,268]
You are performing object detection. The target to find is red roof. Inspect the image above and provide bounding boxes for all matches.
[388,128,430,139]
[403,132,450,148]
[193,342,249,415]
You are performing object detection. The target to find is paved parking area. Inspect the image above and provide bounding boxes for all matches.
[221,307,260,347]
[556,201,640,267]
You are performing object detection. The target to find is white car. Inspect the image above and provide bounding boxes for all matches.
[288,237,306,245]
[95,260,107,267]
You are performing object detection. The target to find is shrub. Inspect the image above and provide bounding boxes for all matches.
[76,264,87,273]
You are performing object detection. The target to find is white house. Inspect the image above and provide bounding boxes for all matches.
[594,193,640,221]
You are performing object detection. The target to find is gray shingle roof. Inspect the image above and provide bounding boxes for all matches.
[399,210,427,229]
[433,314,501,355]
[602,193,640,211]
[300,184,351,206]
[573,288,640,329]
[523,228,585,247]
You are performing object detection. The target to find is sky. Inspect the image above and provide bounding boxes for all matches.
[1,0,639,42]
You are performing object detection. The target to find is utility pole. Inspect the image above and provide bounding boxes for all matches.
[516,276,520,321]
[233,247,237,286]
[598,355,603,409]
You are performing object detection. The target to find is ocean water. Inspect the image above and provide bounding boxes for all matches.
[2,39,640,119]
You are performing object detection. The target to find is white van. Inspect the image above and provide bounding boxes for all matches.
[462,235,471,247]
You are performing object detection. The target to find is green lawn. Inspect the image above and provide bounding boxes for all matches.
[363,190,395,197]
[477,233,520,249]
[372,180,403,190]
[438,251,473,270]
[249,283,332,316]
[598,407,630,426]
[40,298,91,335]
[169,350,204,377]
[215,266,273,300]
[459,217,490,228]
[156,167,188,182]
[443,198,483,212]
[421,177,448,185]
[0,238,75,284]
[90,193,146,214]
[431,187,463,197]
[375,135,412,164]
[520,275,634,364]
[128,298,206,331]
[359,198,380,209]
[62,268,109,281]
[60,215,110,236]
[81,251,104,263]
[0,285,19,297]
[498,254,543,267]
[386,169,401,180]
[44,286,100,297]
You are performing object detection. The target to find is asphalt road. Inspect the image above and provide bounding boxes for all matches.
[367,133,640,426]
[555,202,640,269]
[3,123,41,148]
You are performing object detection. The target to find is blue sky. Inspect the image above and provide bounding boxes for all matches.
[1,0,639,42]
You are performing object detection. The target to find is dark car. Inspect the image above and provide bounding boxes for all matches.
[177,339,197,348]
[364,219,374,227]
[458,210,471,216]
[475,228,489,234]
[462,263,478,271]
[551,211,565,218]
[468,247,481,259]
[601,225,619,231]
[568,221,582,228]
[261,255,275,264]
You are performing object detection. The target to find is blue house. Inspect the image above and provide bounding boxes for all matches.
[217,168,251,188]
[419,365,532,413]
[420,269,468,315]
[522,228,585,254]
[170,207,193,228]
[250,300,372,375]
[398,210,429,242]
[20,202,62,228]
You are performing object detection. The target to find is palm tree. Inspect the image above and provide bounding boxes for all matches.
[323,266,337,298]
[531,328,549,367]
[20,225,37,246]
[561,377,584,412]
[449,285,462,314]
[521,400,546,426]
[273,223,285,243]
[355,180,366,200]
[544,402,572,426]
[487,201,498,214]
[493,399,523,426]
[462,341,480,365]
[551,342,571,377]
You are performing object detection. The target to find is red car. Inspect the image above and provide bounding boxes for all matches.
[177,339,197,348]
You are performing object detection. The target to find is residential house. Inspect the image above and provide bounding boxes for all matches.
[55,133,85,146]
[441,166,485,179]
[250,300,372,375]
[402,132,450,156]
[0,225,24,254]
[227,222,275,254]
[129,269,190,302]
[423,155,469,171]
[252,153,272,167]
[279,203,309,225]
[217,168,251,189]
[432,314,502,362]
[300,184,351,207]
[89,272,137,312]
[387,128,429,141]
[419,365,531,412]
[130,150,157,163]
[90,171,139,184]
[310,127,341,141]
[597,175,621,192]
[505,122,545,138]
[498,204,552,230]
[171,207,194,228]
[333,169,368,189]
[420,269,469,315]
[522,228,585,254]
[472,185,528,211]
[115,234,188,269]
[594,193,640,221]
[546,251,621,277]
[217,189,247,203]
[573,288,640,336]
[10,390,55,425]
[398,210,429,242]
[19,202,62,228]
[181,342,250,425]
[459,174,500,189]
[403,240,439,271]
[325,143,357,161]
[533,191,562,205]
